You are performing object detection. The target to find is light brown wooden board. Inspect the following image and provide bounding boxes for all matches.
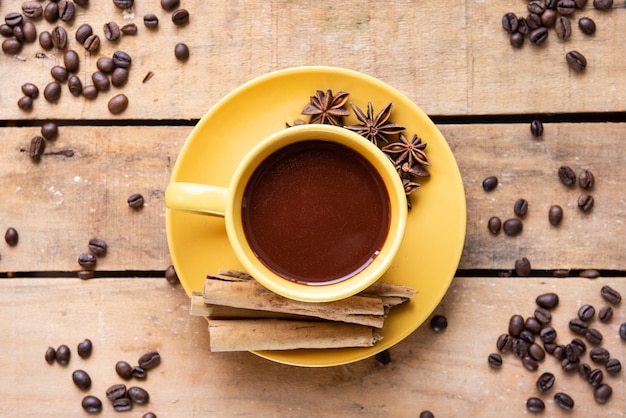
[0,277,624,416]
[1,2,625,120]
[0,123,623,273]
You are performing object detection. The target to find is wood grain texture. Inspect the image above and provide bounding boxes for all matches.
[0,277,624,417]
[1,1,625,120]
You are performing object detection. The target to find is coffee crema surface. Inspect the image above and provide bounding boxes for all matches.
[242,140,391,285]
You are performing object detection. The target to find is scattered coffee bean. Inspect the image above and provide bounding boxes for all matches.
[512,339,529,358]
[88,238,107,256]
[579,269,600,279]
[116,361,133,379]
[598,305,613,322]
[536,293,559,309]
[64,50,79,72]
[111,67,129,87]
[45,347,56,364]
[127,386,150,404]
[112,397,133,412]
[526,397,545,413]
[97,57,115,73]
[541,9,557,27]
[68,75,83,96]
[588,368,604,386]
[121,23,138,35]
[58,0,76,22]
[496,333,513,353]
[501,12,518,33]
[488,352,502,368]
[375,349,391,365]
[0,24,12,36]
[78,252,97,268]
[562,356,580,372]
[2,37,22,54]
[91,71,110,91]
[13,25,25,42]
[5,12,23,27]
[108,94,129,114]
[514,257,531,276]
[44,81,61,102]
[536,372,555,392]
[528,343,545,361]
[165,265,179,284]
[522,356,539,371]
[171,9,190,25]
[578,363,591,379]
[44,3,59,23]
[127,193,144,209]
[553,269,570,278]
[82,395,103,413]
[619,322,626,341]
[578,169,594,189]
[569,318,588,335]
[558,166,576,186]
[555,15,572,40]
[106,383,127,401]
[594,383,612,404]
[77,270,95,280]
[481,176,498,191]
[144,14,159,29]
[430,314,448,332]
[577,193,594,212]
[605,358,621,375]
[175,43,190,61]
[22,22,36,43]
[83,34,100,53]
[30,136,45,161]
[51,65,68,82]
[520,330,535,345]
[589,347,610,363]
[138,351,161,370]
[578,17,596,35]
[39,31,53,49]
[75,24,93,44]
[578,304,595,321]
[131,365,147,379]
[161,0,180,10]
[593,0,614,10]
[22,83,39,99]
[419,412,433,418]
[600,285,621,304]
[568,338,587,358]
[487,216,501,234]
[513,199,528,217]
[112,50,132,68]
[553,345,566,360]
[510,32,524,48]
[113,0,135,9]
[553,392,574,410]
[529,27,548,45]
[539,326,557,344]
[585,328,603,345]
[558,0,577,14]
[530,120,543,137]
[72,369,92,390]
[508,316,525,337]
[103,21,121,41]
[566,50,587,73]
[41,122,58,140]
[77,339,93,358]
[525,317,541,334]
[502,218,522,236]
[56,344,71,365]
[51,26,68,49]
[17,96,32,111]
[22,1,44,19]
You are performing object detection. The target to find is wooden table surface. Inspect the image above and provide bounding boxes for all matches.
[1,1,625,417]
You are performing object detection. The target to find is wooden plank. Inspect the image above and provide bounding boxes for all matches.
[2,2,626,120]
[0,123,624,272]
[0,277,624,416]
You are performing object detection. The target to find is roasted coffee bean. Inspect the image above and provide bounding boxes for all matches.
[30,136,45,161]
[112,397,133,412]
[103,21,120,41]
[77,338,92,358]
[88,238,107,256]
[78,252,96,268]
[496,334,513,352]
[553,345,566,360]
[589,347,610,363]
[578,304,595,321]
[5,12,23,27]
[510,32,524,48]
[555,15,572,40]
[589,368,604,386]
[171,9,190,25]
[565,341,584,360]
[83,34,100,53]
[562,357,580,372]
[43,82,61,102]
[91,71,110,91]
[175,43,190,61]
[121,23,138,35]
[82,395,102,413]
[138,351,161,370]
[51,65,68,82]
[557,0,576,14]
[569,318,588,335]
[63,50,79,73]
[536,293,559,309]
[540,326,557,344]
[578,363,592,379]
[481,176,498,191]
[502,219,522,236]
[72,369,91,390]
[598,305,613,322]
[585,328,603,345]
[571,338,587,355]
[13,25,25,42]
[56,344,71,365]
[41,122,58,140]
[127,386,150,404]
[45,347,56,364]
[578,169,594,189]
[111,67,129,87]
[558,166,576,186]
[525,317,542,334]
[128,193,144,209]
[106,383,127,401]
[574,0,587,7]
[22,1,44,18]
[529,27,548,45]
[553,269,570,278]
[512,339,529,358]
[2,38,22,54]
[517,17,530,34]
[536,372,555,392]
[39,31,53,49]
[578,17,596,34]
[112,50,132,68]
[513,199,528,217]
[96,57,115,73]
[594,383,612,404]
[520,330,535,345]
[0,24,12,36]
[541,9,557,27]
[526,397,545,413]
[68,75,83,96]
[487,216,501,234]
[502,12,519,33]
[77,270,95,280]
[600,285,621,304]
[375,349,391,365]
[605,358,621,375]
[58,0,75,21]
[430,314,448,332]
[116,361,133,379]
[577,194,594,212]
[22,22,36,43]
[530,120,543,137]
[75,24,93,44]
[579,269,599,279]
[508,314,525,337]
[44,3,59,23]
[566,50,587,73]
[161,0,180,10]
[522,356,539,371]
[419,412,433,418]
[488,352,502,368]
[543,342,557,355]
[143,413,157,418]
[534,307,551,325]
[144,14,159,29]
[527,12,543,29]
[108,93,129,114]
[17,96,33,111]
[527,0,546,14]
[113,0,134,9]
[515,257,531,276]
[51,26,67,49]
[554,392,574,410]
[528,343,545,361]
[593,0,614,9]
[131,366,146,379]
[165,265,179,284]
[620,323,626,341]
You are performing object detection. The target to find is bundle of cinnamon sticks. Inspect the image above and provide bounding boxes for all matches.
[189,269,415,352]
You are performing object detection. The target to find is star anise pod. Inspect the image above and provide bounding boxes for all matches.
[382,133,430,167]
[343,101,405,146]
[402,177,421,195]
[301,89,350,126]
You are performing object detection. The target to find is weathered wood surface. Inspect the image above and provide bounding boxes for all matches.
[0,277,624,417]
[1,2,626,120]
[0,123,623,272]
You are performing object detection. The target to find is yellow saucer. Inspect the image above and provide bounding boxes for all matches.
[166,66,466,367]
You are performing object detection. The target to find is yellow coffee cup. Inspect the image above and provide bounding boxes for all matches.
[165,124,407,302]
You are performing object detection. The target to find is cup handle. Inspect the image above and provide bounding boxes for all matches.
[165,182,228,216]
